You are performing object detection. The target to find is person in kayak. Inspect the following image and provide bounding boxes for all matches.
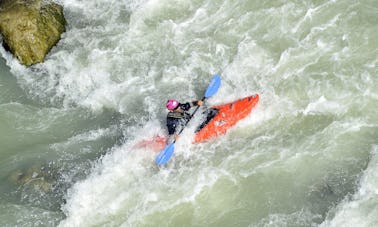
[166,99,203,141]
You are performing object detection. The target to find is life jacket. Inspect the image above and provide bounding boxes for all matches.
[166,111,191,135]
[166,101,200,135]
[167,111,187,119]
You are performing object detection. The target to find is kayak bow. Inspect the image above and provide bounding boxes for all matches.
[194,94,259,143]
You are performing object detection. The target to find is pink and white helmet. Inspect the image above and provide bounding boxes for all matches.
[166,99,179,110]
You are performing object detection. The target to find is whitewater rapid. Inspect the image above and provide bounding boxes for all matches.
[0,0,377,226]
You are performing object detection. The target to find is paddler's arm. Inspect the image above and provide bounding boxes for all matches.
[192,100,203,107]
[181,100,203,110]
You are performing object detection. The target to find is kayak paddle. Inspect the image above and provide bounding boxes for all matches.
[155,74,221,165]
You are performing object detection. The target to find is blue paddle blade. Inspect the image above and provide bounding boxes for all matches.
[205,74,221,98]
[155,143,175,165]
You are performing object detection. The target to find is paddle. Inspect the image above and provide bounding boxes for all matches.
[155,74,221,165]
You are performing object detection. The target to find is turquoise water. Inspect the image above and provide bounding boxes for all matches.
[0,0,377,226]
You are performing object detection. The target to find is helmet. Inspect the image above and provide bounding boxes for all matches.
[166,99,179,110]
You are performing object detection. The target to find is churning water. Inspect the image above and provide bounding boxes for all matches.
[0,0,377,226]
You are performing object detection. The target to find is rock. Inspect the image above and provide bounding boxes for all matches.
[8,163,56,193]
[0,0,66,66]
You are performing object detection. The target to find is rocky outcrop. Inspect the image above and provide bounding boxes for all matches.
[0,0,66,66]
[8,164,57,193]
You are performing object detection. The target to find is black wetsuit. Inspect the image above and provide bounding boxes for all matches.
[166,101,200,136]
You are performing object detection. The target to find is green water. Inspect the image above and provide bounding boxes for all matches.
[0,57,125,225]
[1,0,378,226]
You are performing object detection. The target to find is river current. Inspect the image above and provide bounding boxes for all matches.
[0,0,377,226]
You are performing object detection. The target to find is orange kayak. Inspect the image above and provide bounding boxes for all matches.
[194,94,259,143]
[133,94,259,151]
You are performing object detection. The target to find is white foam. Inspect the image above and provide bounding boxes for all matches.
[303,96,346,116]
[1,0,376,226]
[59,135,230,226]
[320,145,378,227]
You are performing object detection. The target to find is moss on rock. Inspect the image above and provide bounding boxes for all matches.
[0,0,66,66]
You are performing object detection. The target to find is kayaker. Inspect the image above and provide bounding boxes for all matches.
[166,99,203,141]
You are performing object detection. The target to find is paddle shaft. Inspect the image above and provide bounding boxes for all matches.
[175,97,205,138]
[155,74,220,165]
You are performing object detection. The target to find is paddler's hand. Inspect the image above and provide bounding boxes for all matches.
[197,100,203,106]
[174,134,180,141]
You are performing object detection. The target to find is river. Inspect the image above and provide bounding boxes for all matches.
[0,0,377,226]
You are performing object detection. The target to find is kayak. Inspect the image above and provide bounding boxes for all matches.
[194,94,259,143]
[133,94,259,151]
